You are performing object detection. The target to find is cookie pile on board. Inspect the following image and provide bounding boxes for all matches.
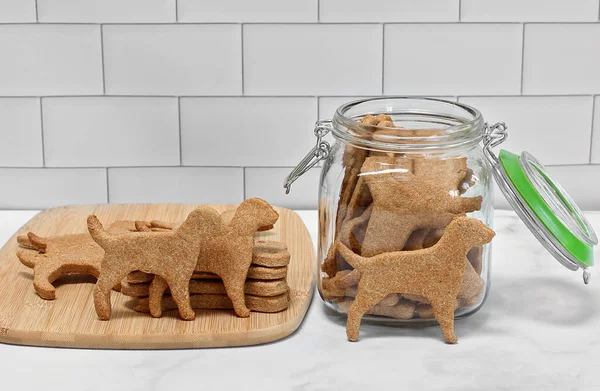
[123,240,291,316]
[17,199,292,320]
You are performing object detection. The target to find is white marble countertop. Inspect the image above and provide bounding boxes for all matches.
[1,209,600,390]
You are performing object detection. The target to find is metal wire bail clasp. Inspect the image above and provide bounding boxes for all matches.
[283,120,332,194]
[483,122,508,149]
[482,122,508,166]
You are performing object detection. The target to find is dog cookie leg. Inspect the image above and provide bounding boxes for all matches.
[148,276,169,318]
[93,258,129,320]
[162,274,195,321]
[430,297,458,344]
[32,263,61,300]
[221,273,251,318]
[17,251,56,299]
[448,195,483,215]
[346,287,387,342]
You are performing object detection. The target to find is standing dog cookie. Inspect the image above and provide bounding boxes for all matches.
[148,199,280,318]
[336,216,495,344]
[360,156,482,256]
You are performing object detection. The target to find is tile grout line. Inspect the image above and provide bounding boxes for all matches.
[241,24,245,95]
[0,21,547,26]
[177,97,183,165]
[0,163,596,170]
[316,97,320,120]
[2,94,599,99]
[105,168,110,203]
[458,0,462,21]
[175,0,179,22]
[519,23,526,95]
[100,25,106,94]
[317,0,320,22]
[590,95,596,163]
[39,98,45,167]
[381,24,385,95]
[0,165,249,169]
[242,168,247,199]
[34,0,39,22]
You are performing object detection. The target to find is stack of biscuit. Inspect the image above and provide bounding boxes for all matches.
[17,207,292,318]
[321,114,486,319]
[123,240,292,315]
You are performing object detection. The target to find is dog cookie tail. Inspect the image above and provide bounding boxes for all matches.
[336,240,366,270]
[87,215,112,247]
[16,249,38,268]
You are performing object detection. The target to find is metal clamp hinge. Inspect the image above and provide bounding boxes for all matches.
[283,120,332,194]
[483,122,508,149]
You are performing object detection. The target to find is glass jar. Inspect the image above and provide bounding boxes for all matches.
[316,97,495,324]
[286,96,598,342]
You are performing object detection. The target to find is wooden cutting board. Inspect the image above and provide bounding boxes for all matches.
[0,204,315,349]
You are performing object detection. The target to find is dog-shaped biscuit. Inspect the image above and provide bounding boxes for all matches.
[337,216,495,344]
[147,200,280,319]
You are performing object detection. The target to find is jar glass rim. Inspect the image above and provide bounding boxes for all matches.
[332,97,485,151]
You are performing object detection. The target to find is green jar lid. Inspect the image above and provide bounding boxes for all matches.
[484,124,597,284]
[499,150,595,266]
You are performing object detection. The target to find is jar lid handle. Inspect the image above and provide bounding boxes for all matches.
[283,120,332,194]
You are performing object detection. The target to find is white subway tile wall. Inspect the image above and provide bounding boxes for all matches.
[243,24,383,95]
[0,25,102,96]
[178,0,317,22]
[319,0,459,22]
[180,97,316,166]
[0,168,107,209]
[103,24,242,95]
[523,24,600,95]
[108,167,243,204]
[0,1,598,210]
[0,0,36,22]
[384,24,523,95]
[0,98,43,167]
[42,97,180,167]
[37,0,176,23]
[461,0,600,22]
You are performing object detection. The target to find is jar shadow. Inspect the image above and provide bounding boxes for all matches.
[488,276,597,326]
[320,300,507,341]
[319,275,595,341]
